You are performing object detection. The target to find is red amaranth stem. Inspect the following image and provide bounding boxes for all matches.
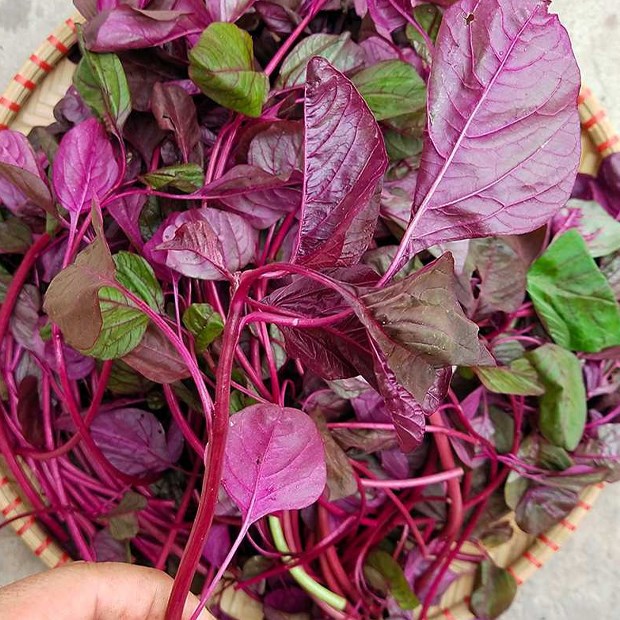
[0,234,50,346]
[428,411,463,540]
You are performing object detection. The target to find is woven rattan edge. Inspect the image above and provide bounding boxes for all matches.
[0,13,617,618]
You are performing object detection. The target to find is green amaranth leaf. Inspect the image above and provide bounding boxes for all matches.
[526,230,620,352]
[86,286,148,360]
[277,32,365,88]
[113,251,164,312]
[405,3,442,64]
[527,344,586,451]
[470,559,517,619]
[74,31,131,129]
[107,360,153,395]
[141,163,205,193]
[473,357,544,396]
[565,199,620,258]
[189,22,268,117]
[364,549,419,610]
[352,60,426,121]
[182,303,224,353]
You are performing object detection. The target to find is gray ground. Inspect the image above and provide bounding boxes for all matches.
[1,1,619,617]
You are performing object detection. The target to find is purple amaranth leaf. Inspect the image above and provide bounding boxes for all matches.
[0,130,53,215]
[52,118,119,216]
[265,266,379,382]
[206,0,255,22]
[153,208,257,279]
[44,340,96,381]
[264,587,313,619]
[294,57,387,268]
[201,165,301,229]
[90,407,173,476]
[107,193,146,250]
[83,1,209,52]
[122,325,190,383]
[247,121,303,178]
[255,1,297,35]
[151,82,201,163]
[93,528,127,563]
[222,404,326,522]
[352,254,492,404]
[202,523,231,568]
[373,347,425,452]
[405,0,581,254]
[366,0,409,36]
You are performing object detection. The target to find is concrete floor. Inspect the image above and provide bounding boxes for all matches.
[1,1,619,617]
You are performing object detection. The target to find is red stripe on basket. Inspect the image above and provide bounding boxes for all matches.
[0,124,8,131]
[47,35,69,54]
[507,566,523,586]
[577,500,592,511]
[522,551,542,569]
[1,496,23,517]
[54,552,71,568]
[578,88,592,105]
[597,135,620,153]
[0,96,20,113]
[29,54,53,73]
[13,73,36,91]
[65,18,77,32]
[16,516,37,536]
[442,607,456,620]
[582,110,606,130]
[538,534,560,552]
[34,536,53,557]
[596,482,605,489]
[0,476,10,487]
[560,518,577,532]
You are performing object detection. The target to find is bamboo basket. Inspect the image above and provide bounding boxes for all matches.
[1,13,619,620]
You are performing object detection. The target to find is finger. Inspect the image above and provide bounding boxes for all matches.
[0,562,214,620]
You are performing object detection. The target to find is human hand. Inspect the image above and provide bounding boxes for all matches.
[0,562,214,619]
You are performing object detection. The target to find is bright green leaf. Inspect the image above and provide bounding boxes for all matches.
[352,60,426,121]
[364,550,419,610]
[189,22,268,117]
[473,357,545,396]
[406,4,442,64]
[113,251,164,312]
[565,199,620,258]
[277,32,365,88]
[527,344,586,451]
[182,302,224,353]
[86,286,148,360]
[470,560,517,619]
[141,163,205,193]
[74,32,131,129]
[526,230,620,352]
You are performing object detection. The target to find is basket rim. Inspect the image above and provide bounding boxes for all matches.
[0,12,619,620]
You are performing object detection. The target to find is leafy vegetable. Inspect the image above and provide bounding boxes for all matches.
[403,0,581,254]
[74,35,131,129]
[527,344,587,451]
[527,230,620,352]
[364,549,420,610]
[294,58,387,267]
[189,22,268,117]
[352,60,426,121]
[1,2,608,619]
[470,559,517,619]
[52,118,119,216]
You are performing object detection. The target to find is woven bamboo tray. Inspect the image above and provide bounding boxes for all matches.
[1,13,619,620]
